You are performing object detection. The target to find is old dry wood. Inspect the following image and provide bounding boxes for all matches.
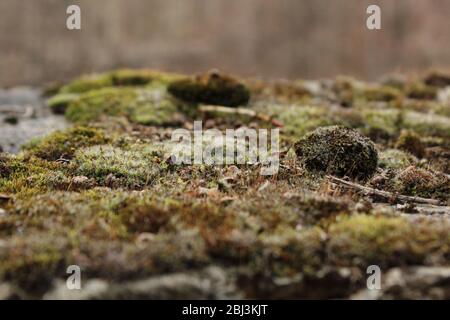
[199,105,284,127]
[327,175,442,206]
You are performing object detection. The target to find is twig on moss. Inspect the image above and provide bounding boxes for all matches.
[327,175,442,206]
[199,105,284,127]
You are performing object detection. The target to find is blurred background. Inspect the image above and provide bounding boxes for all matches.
[1,0,450,87]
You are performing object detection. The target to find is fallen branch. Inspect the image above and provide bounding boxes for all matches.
[326,175,442,206]
[199,105,284,127]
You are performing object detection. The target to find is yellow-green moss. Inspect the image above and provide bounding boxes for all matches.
[73,145,165,188]
[327,215,450,268]
[378,149,416,170]
[23,126,109,161]
[406,82,438,100]
[58,69,187,95]
[47,93,79,114]
[65,87,184,126]
[395,130,425,158]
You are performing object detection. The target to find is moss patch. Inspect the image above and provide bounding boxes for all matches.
[168,71,250,107]
[294,126,378,180]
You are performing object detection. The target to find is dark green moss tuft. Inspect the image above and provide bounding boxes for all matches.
[424,71,450,88]
[294,126,378,180]
[168,70,250,107]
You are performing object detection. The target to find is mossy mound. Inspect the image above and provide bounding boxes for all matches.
[395,130,425,158]
[328,215,450,268]
[406,82,437,100]
[391,166,449,200]
[294,126,378,180]
[46,93,79,114]
[73,145,165,189]
[424,71,450,88]
[378,149,417,170]
[0,154,12,178]
[168,71,250,107]
[58,69,186,95]
[65,87,184,126]
[24,126,109,161]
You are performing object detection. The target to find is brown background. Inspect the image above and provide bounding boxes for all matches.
[1,0,450,87]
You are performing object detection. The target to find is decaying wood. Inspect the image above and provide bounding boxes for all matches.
[199,105,284,127]
[327,175,443,206]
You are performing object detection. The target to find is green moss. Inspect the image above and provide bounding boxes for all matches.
[0,236,68,294]
[47,93,79,114]
[65,87,184,126]
[256,227,326,277]
[168,71,250,107]
[359,108,403,139]
[378,149,416,170]
[58,69,186,95]
[65,87,137,123]
[130,98,184,126]
[391,166,449,200]
[59,74,114,94]
[328,215,450,268]
[395,130,425,158]
[73,145,164,188]
[402,111,450,138]
[23,126,109,161]
[361,86,401,102]
[406,82,437,100]
[0,154,12,179]
[294,126,378,180]
[424,70,450,88]
[280,106,333,139]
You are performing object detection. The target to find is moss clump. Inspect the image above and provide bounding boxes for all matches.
[24,126,109,161]
[59,74,114,94]
[65,87,137,123]
[73,145,164,188]
[58,69,186,95]
[392,166,449,200]
[406,82,437,100]
[294,126,378,180]
[65,87,184,126]
[120,199,172,234]
[328,215,450,268]
[0,236,68,294]
[378,149,416,170]
[47,93,79,114]
[395,130,425,158]
[168,70,250,107]
[362,86,401,102]
[402,111,450,138]
[424,71,450,88]
[0,154,12,178]
[360,108,403,140]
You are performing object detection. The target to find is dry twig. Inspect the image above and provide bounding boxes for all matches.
[327,175,442,206]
